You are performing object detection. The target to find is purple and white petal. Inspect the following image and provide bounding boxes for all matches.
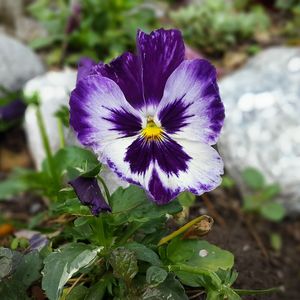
[70,75,142,153]
[101,136,154,188]
[101,132,222,205]
[156,59,225,145]
[137,28,185,107]
[146,140,224,204]
[90,52,144,109]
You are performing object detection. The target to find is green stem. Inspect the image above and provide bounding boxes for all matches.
[234,287,282,296]
[36,106,60,191]
[97,176,111,204]
[118,222,143,245]
[57,118,65,148]
[97,216,106,248]
[158,215,210,246]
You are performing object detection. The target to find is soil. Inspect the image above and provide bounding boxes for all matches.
[191,189,300,300]
[1,126,299,300]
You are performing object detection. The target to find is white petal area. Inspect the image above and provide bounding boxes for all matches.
[99,136,154,189]
[146,139,224,203]
[155,59,224,145]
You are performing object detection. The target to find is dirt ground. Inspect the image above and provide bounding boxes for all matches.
[1,126,300,300]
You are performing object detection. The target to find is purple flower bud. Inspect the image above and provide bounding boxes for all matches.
[0,99,26,122]
[69,176,111,216]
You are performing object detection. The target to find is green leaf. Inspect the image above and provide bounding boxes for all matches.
[242,195,259,211]
[0,248,14,280]
[259,202,285,222]
[142,274,188,300]
[270,233,282,252]
[84,275,113,300]
[146,266,168,286]
[46,146,100,179]
[167,239,234,272]
[51,197,90,215]
[29,35,61,50]
[66,285,88,300]
[0,176,30,200]
[42,243,100,300]
[177,191,196,207]
[221,176,235,189]
[124,242,162,266]
[242,167,265,190]
[109,247,138,283]
[0,280,30,300]
[0,168,52,200]
[260,184,280,201]
[110,186,182,224]
[0,249,42,299]
[13,251,42,286]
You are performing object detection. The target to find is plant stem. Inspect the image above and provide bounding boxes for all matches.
[118,222,143,245]
[36,106,60,191]
[97,216,106,248]
[97,176,111,204]
[158,215,211,246]
[234,287,282,296]
[57,118,65,148]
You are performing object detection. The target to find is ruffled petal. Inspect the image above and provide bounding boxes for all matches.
[100,133,223,205]
[70,74,142,152]
[137,28,185,107]
[147,140,224,204]
[156,59,225,145]
[89,52,144,109]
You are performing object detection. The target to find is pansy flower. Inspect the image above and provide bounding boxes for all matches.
[70,28,225,205]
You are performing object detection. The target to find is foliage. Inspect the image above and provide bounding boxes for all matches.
[0,248,42,300]
[28,0,158,66]
[171,0,270,56]
[276,0,300,38]
[242,167,286,222]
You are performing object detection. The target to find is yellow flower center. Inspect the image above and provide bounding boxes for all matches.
[142,117,163,141]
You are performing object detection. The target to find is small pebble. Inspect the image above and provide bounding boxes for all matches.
[243,244,250,251]
[199,249,208,257]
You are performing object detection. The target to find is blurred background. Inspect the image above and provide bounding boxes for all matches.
[0,0,300,299]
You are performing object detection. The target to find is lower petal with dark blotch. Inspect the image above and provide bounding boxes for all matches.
[100,134,223,205]
[124,135,191,176]
[146,140,224,204]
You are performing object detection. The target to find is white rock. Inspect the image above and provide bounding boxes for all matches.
[219,47,300,215]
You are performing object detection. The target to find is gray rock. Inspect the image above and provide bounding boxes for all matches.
[219,47,300,215]
[23,70,128,194]
[0,34,44,94]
